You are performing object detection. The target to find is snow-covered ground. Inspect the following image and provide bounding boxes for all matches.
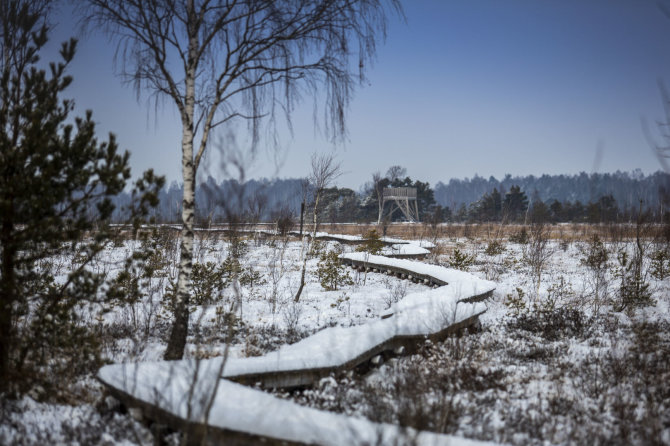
[281,236,670,445]
[2,229,669,445]
[38,235,431,363]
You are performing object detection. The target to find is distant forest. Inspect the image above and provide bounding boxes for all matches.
[111,170,670,224]
[433,169,669,214]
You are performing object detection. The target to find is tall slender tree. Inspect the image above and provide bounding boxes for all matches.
[82,0,401,359]
[294,153,341,302]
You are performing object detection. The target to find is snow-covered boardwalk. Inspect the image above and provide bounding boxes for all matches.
[98,249,495,445]
[290,231,433,258]
[112,224,433,258]
[100,365,494,445]
[341,252,494,302]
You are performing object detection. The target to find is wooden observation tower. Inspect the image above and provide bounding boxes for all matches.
[378,187,419,223]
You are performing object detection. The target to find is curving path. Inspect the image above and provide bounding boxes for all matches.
[98,242,496,445]
[290,231,434,258]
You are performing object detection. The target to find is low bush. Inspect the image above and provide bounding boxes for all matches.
[650,247,670,280]
[447,248,475,271]
[509,228,529,244]
[356,229,384,255]
[506,307,589,341]
[316,247,353,291]
[484,240,505,256]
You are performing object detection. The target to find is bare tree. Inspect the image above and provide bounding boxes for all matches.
[246,189,267,225]
[652,3,670,172]
[299,177,311,236]
[81,0,400,359]
[309,154,342,235]
[648,82,670,174]
[522,213,554,302]
[372,171,386,225]
[294,153,341,302]
[386,165,406,183]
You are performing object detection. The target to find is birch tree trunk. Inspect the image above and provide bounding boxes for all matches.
[163,124,195,360]
[164,6,197,360]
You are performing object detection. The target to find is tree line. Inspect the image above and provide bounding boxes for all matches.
[433,170,669,214]
[108,169,670,225]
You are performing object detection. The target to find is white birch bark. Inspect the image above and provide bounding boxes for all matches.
[164,1,197,359]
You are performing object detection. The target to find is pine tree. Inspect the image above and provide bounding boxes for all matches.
[0,2,162,395]
[503,185,529,222]
[475,187,503,221]
[491,188,502,220]
[357,229,384,255]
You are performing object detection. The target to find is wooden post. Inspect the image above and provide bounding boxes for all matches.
[299,201,305,236]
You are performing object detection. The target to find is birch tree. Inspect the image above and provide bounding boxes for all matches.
[82,0,400,359]
[294,153,341,302]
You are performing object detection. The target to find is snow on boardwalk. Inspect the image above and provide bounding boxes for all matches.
[99,362,493,445]
[381,243,430,257]
[219,285,487,386]
[290,230,436,247]
[98,254,495,445]
[289,231,434,257]
[341,252,496,301]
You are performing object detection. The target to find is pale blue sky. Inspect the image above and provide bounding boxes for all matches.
[44,0,670,188]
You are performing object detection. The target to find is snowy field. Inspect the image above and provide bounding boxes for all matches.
[1,226,669,445]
